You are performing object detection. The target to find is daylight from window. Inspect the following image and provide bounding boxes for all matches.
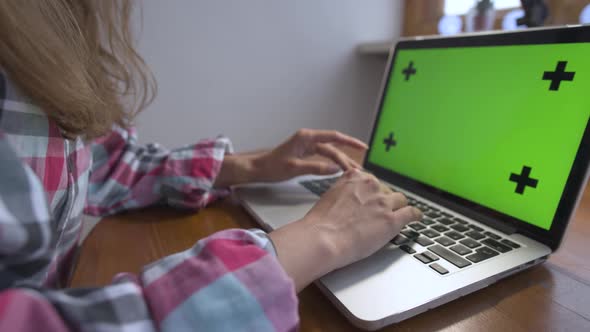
[444,0,522,15]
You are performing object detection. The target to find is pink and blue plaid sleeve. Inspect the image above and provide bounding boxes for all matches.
[85,126,232,216]
[2,230,299,332]
[0,133,299,331]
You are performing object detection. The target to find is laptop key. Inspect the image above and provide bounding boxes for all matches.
[453,218,468,224]
[465,231,485,240]
[445,231,465,240]
[421,218,436,226]
[429,245,472,268]
[424,211,440,218]
[422,251,439,262]
[438,218,455,225]
[414,253,431,264]
[431,225,449,233]
[408,222,426,231]
[441,212,453,218]
[311,188,325,196]
[469,224,484,232]
[450,244,472,256]
[300,181,311,188]
[391,235,409,246]
[484,232,502,240]
[466,246,499,263]
[415,236,435,247]
[481,238,513,253]
[501,239,521,249]
[326,176,339,184]
[400,245,416,254]
[416,204,429,212]
[421,229,440,238]
[459,238,481,249]
[477,246,498,256]
[401,229,420,240]
[435,236,455,247]
[450,224,470,232]
[430,263,449,275]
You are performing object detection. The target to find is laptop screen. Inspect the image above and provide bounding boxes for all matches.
[367,42,590,231]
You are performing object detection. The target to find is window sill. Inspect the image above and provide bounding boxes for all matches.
[357,40,393,56]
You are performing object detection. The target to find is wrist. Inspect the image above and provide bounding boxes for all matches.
[269,216,337,291]
[248,152,272,182]
[213,154,257,188]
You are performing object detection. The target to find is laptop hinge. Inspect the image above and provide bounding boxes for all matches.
[433,201,519,235]
[432,198,519,235]
[477,216,517,235]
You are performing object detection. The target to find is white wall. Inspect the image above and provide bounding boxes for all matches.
[134,0,404,151]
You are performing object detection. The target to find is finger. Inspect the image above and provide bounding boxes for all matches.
[340,168,362,181]
[315,143,357,171]
[379,182,394,194]
[306,129,368,150]
[348,156,363,169]
[387,192,408,210]
[361,172,390,194]
[344,155,362,169]
[390,206,422,228]
[290,160,340,176]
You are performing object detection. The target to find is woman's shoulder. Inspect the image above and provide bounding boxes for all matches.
[0,72,88,194]
[0,71,55,137]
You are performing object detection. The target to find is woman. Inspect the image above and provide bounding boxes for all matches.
[0,1,420,331]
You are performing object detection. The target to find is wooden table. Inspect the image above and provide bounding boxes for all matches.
[72,155,590,331]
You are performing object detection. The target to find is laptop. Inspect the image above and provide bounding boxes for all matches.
[235,25,590,330]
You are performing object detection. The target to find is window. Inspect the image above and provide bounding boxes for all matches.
[502,9,526,30]
[404,0,590,38]
[438,15,464,35]
[444,0,522,16]
[580,4,590,24]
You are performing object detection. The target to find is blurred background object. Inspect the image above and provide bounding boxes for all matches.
[502,8,527,30]
[438,14,464,35]
[403,0,590,38]
[465,0,497,32]
[516,0,549,27]
[580,3,590,23]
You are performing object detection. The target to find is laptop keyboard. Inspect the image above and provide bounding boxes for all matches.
[299,177,339,196]
[300,177,523,275]
[395,196,521,275]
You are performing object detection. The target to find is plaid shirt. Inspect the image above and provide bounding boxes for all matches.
[0,73,298,331]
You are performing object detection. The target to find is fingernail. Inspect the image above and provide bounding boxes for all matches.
[328,164,341,173]
[414,207,423,220]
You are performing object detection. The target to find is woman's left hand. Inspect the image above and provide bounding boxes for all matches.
[252,129,367,182]
[214,129,367,187]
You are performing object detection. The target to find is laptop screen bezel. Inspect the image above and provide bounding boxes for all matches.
[363,26,590,251]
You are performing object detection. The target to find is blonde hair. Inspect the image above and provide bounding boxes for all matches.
[0,0,155,138]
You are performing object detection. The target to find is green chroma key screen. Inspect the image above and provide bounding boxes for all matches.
[367,43,590,230]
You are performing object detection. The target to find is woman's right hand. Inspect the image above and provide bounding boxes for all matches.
[269,169,422,291]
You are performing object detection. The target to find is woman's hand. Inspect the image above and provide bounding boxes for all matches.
[252,128,367,182]
[269,169,422,291]
[214,129,367,187]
